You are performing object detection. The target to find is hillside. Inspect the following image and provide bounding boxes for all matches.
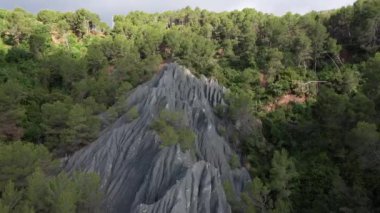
[65,64,249,212]
[0,0,380,212]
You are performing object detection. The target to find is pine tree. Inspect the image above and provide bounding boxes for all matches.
[269,149,297,212]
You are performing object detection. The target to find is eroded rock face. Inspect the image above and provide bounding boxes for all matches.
[65,64,250,213]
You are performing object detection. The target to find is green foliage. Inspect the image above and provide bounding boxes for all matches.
[0,181,23,212]
[64,104,100,151]
[292,152,342,212]
[0,141,53,190]
[153,119,179,148]
[26,168,49,211]
[37,10,62,24]
[151,110,196,152]
[40,101,100,153]
[0,80,26,141]
[0,141,102,212]
[0,39,8,61]
[250,177,270,212]
[260,48,284,82]
[126,106,139,120]
[347,122,380,171]
[363,53,380,99]
[71,172,102,212]
[2,8,38,45]
[5,46,33,62]
[314,86,349,132]
[222,180,240,212]
[177,128,196,151]
[47,173,78,213]
[65,9,105,37]
[241,193,257,213]
[41,101,70,149]
[269,149,297,209]
[352,0,380,54]
[229,153,240,169]
[29,25,50,59]
[0,3,379,211]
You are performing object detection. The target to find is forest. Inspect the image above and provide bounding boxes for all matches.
[0,0,379,212]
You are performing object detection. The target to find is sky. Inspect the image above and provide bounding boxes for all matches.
[0,0,356,25]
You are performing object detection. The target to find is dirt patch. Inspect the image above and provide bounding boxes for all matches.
[51,31,67,45]
[259,73,268,87]
[107,65,115,74]
[278,94,306,105]
[264,93,307,112]
[90,30,106,37]
[158,59,173,72]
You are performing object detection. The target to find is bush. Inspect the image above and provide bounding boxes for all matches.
[223,180,241,212]
[151,109,196,152]
[126,106,139,120]
[178,129,196,151]
[5,47,33,63]
[152,119,179,148]
[0,141,102,212]
[158,110,185,127]
[229,153,240,169]
[0,141,54,189]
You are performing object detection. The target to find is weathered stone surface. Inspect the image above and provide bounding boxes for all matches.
[65,63,250,213]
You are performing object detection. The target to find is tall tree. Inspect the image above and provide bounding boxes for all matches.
[270,149,297,212]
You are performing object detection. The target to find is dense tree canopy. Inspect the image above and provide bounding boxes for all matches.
[0,1,379,212]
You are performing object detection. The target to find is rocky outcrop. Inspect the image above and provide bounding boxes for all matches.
[65,63,251,213]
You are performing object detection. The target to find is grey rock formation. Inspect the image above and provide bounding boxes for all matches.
[65,63,251,213]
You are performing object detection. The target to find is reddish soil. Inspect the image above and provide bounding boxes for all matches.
[107,65,115,74]
[277,94,306,105]
[51,31,66,45]
[158,62,166,71]
[264,93,307,112]
[158,59,173,72]
[0,122,23,141]
[259,73,268,87]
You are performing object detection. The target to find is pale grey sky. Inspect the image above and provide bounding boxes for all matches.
[0,0,356,25]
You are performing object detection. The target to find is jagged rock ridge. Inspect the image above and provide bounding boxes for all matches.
[65,63,251,213]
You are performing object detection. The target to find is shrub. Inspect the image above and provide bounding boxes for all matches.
[223,180,241,212]
[151,109,196,152]
[178,129,196,151]
[0,141,53,189]
[156,122,179,148]
[158,110,185,127]
[126,106,139,120]
[229,153,240,169]
[5,47,33,63]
